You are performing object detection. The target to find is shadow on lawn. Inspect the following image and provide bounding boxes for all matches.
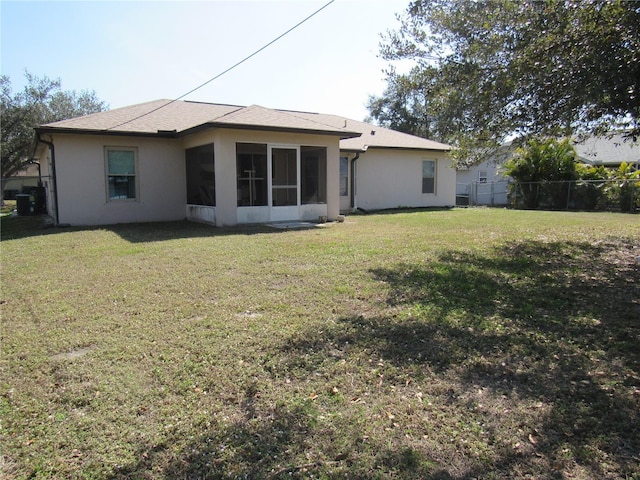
[277,239,640,478]
[111,384,320,479]
[0,217,295,242]
[111,238,639,479]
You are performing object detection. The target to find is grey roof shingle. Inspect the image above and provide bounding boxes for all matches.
[288,111,451,152]
[573,134,639,166]
[40,100,240,134]
[39,99,451,151]
[39,100,359,138]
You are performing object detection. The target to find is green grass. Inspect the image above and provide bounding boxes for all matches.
[1,200,16,216]
[1,208,639,479]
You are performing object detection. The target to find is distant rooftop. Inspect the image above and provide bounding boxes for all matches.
[573,134,639,166]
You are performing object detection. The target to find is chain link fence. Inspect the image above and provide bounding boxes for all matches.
[457,181,510,207]
[508,179,640,212]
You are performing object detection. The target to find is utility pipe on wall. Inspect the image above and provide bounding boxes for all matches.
[350,152,360,210]
[36,134,59,225]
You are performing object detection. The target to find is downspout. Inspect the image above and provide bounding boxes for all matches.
[350,152,360,210]
[29,160,42,184]
[36,134,59,225]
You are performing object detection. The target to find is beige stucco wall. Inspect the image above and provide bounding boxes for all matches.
[354,148,455,211]
[40,129,341,226]
[46,134,185,225]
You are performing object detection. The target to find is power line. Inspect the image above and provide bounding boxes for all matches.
[106,0,336,131]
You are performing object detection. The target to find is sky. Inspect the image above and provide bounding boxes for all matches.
[1,0,411,121]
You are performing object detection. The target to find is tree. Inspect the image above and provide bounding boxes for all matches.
[1,72,107,179]
[368,0,640,165]
[502,137,577,208]
[605,162,640,212]
[366,67,437,139]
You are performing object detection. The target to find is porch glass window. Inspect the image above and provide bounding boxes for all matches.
[339,156,348,196]
[186,143,215,206]
[422,160,436,194]
[237,143,268,206]
[106,148,137,200]
[301,146,327,204]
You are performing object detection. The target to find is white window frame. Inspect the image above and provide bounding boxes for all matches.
[422,159,436,194]
[105,146,139,202]
[339,156,349,197]
[479,170,488,183]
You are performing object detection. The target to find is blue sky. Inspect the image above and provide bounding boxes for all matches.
[1,0,410,121]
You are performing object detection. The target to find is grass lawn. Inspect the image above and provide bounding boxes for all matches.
[1,208,639,479]
[1,200,16,217]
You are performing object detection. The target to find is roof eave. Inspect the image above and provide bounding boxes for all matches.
[339,147,367,153]
[35,126,179,138]
[36,123,363,140]
[203,122,361,139]
[344,144,451,153]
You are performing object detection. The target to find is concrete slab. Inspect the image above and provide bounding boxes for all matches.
[266,221,323,229]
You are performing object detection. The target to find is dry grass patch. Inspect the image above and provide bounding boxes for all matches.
[1,209,639,479]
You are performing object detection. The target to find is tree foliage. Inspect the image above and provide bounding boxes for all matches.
[502,137,577,208]
[502,138,639,211]
[1,72,107,178]
[502,137,577,183]
[368,0,640,165]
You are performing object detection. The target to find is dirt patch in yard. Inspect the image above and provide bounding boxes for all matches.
[50,345,98,361]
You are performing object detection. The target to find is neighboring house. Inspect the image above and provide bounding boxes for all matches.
[32,99,453,226]
[573,134,639,169]
[455,134,639,206]
[2,163,41,200]
[456,144,512,206]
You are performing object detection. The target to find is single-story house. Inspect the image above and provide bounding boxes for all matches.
[33,99,453,226]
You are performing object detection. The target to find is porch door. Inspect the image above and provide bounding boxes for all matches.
[269,146,299,221]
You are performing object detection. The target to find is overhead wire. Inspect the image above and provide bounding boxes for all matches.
[106,0,336,131]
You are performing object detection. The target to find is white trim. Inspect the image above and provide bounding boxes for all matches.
[421,158,437,195]
[104,146,139,202]
[186,204,216,225]
[236,142,330,224]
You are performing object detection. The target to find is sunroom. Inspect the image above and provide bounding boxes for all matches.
[184,138,333,226]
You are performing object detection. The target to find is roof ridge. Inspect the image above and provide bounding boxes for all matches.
[207,104,247,122]
[275,107,319,115]
[282,110,356,133]
[184,99,246,109]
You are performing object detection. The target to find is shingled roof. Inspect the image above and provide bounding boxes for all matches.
[287,111,451,152]
[38,99,451,152]
[38,100,361,139]
[573,134,639,167]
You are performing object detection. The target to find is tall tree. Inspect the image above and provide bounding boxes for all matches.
[368,0,640,165]
[366,67,437,139]
[1,72,107,179]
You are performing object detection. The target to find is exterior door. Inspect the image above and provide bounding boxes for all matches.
[269,146,299,221]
